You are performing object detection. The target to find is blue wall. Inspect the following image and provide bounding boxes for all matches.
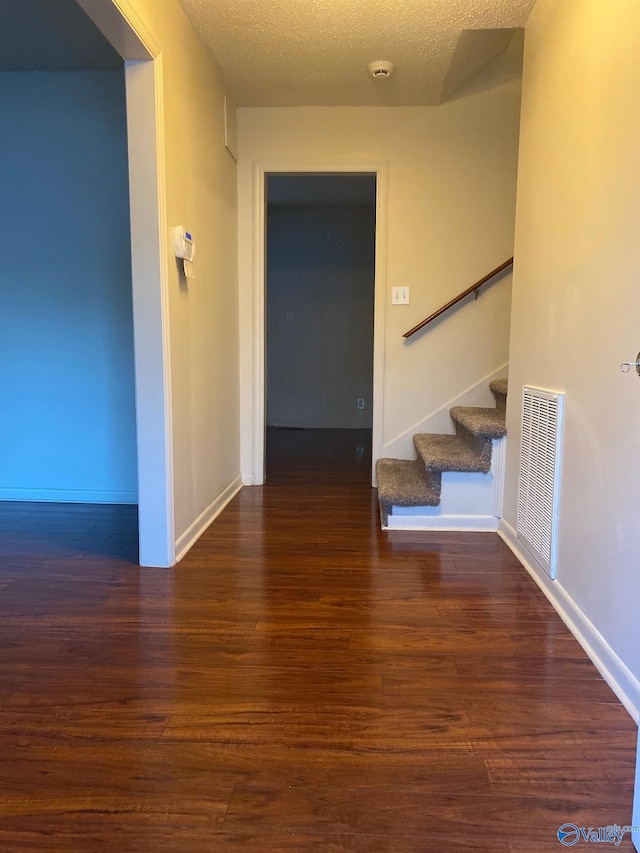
[0,71,137,502]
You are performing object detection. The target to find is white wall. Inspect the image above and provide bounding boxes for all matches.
[237,46,522,480]
[502,0,640,716]
[0,70,137,503]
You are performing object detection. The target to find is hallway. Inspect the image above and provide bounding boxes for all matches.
[0,432,636,850]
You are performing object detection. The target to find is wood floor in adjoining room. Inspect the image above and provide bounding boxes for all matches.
[0,428,636,851]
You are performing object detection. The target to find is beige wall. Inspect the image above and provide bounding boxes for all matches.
[504,0,640,712]
[129,0,241,542]
[237,49,522,479]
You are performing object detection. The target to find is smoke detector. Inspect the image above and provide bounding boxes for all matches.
[368,60,395,79]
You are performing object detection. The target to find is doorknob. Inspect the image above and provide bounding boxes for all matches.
[620,351,640,376]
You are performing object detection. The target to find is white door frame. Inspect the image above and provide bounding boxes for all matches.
[75,0,175,567]
[252,161,388,485]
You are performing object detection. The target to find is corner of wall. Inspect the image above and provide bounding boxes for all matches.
[498,519,640,724]
[174,476,243,563]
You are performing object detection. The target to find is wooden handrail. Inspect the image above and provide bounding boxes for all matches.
[403,257,514,339]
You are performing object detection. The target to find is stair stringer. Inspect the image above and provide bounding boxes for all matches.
[379,363,508,465]
[383,436,506,531]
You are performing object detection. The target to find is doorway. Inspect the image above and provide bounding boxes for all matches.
[0,0,174,566]
[265,174,376,481]
[0,47,136,512]
[251,164,388,486]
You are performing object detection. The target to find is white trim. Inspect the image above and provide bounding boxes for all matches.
[75,0,159,59]
[124,57,175,568]
[251,161,388,486]
[371,164,388,482]
[78,1,175,568]
[492,435,506,518]
[252,162,266,485]
[498,518,640,723]
[0,489,137,504]
[174,476,243,563]
[386,514,499,532]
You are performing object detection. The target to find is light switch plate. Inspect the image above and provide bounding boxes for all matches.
[392,287,410,305]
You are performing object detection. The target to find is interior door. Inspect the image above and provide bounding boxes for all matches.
[267,204,375,429]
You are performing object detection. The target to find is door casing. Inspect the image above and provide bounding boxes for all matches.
[76,0,175,567]
[251,162,388,485]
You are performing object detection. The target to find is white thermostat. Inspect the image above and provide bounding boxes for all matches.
[173,226,195,262]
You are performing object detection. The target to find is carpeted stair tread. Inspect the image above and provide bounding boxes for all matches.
[376,379,509,526]
[376,458,441,514]
[489,379,508,398]
[450,406,506,439]
[413,433,492,474]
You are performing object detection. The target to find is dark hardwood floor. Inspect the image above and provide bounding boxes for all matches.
[0,428,636,851]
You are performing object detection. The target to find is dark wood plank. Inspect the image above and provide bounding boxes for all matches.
[485,747,638,797]
[222,785,627,843]
[0,822,511,853]
[0,740,492,797]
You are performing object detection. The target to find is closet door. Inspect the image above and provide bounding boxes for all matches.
[321,207,375,428]
[267,208,323,427]
[266,204,375,429]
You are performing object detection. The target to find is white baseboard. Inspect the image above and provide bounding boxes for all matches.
[386,513,498,531]
[0,488,138,504]
[498,519,640,723]
[174,476,242,563]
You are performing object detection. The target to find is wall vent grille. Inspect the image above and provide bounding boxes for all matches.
[516,386,564,579]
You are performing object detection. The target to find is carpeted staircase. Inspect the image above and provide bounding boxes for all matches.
[376,379,508,526]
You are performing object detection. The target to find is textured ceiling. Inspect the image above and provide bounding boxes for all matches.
[177,0,535,106]
[0,0,122,72]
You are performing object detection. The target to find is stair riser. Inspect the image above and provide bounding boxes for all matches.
[451,425,493,467]
[493,394,507,413]
[384,438,506,531]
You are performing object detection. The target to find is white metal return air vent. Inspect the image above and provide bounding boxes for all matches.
[517,386,564,579]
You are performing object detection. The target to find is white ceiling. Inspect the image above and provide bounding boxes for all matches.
[177,0,536,107]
